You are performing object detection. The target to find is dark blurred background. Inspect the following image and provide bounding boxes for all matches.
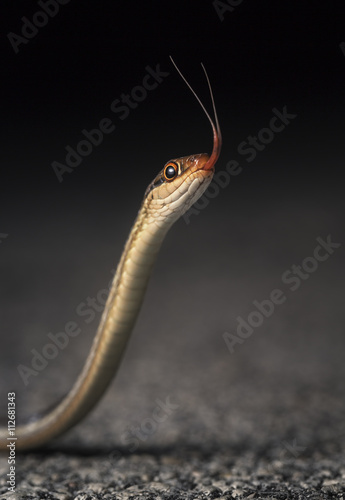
[0,0,345,457]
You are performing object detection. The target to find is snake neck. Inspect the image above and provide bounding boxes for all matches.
[0,203,172,451]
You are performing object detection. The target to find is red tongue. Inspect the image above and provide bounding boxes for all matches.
[169,57,222,172]
[203,122,222,171]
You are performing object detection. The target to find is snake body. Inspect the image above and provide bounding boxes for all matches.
[0,60,221,450]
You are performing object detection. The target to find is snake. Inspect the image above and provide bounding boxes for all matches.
[0,58,221,451]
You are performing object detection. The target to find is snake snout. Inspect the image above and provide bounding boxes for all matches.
[190,153,210,171]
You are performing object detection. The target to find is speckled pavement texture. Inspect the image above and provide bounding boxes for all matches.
[1,195,344,499]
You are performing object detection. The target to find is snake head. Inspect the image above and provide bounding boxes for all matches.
[144,152,216,225]
[144,59,221,225]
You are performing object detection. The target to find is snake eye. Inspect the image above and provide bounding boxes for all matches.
[163,162,178,181]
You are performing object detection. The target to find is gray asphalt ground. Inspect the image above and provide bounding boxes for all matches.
[1,192,344,499]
